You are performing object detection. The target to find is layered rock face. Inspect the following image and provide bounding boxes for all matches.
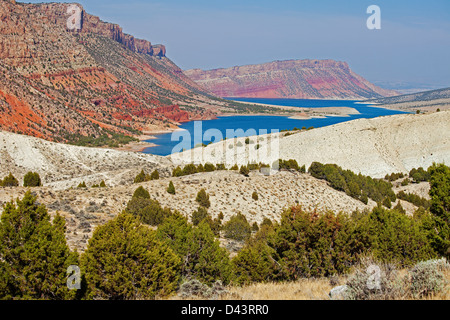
[185,60,398,99]
[0,1,220,143]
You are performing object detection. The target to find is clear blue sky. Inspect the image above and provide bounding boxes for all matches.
[24,0,450,88]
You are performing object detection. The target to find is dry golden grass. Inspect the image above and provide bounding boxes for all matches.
[217,269,450,300]
[219,278,340,300]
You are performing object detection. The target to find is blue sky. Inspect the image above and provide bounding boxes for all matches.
[24,0,450,88]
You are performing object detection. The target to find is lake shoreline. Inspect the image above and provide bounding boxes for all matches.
[136,98,407,156]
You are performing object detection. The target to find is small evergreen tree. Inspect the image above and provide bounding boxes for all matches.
[132,186,150,199]
[0,192,78,299]
[196,189,211,208]
[99,180,107,188]
[192,206,209,226]
[157,215,232,285]
[252,191,259,201]
[223,212,252,241]
[172,166,183,177]
[204,163,216,172]
[150,170,160,180]
[240,165,250,177]
[81,213,181,299]
[1,173,19,187]
[77,181,87,188]
[134,169,147,183]
[167,181,176,195]
[23,172,42,187]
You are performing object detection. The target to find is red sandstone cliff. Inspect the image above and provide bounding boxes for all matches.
[185,60,399,100]
[0,1,221,143]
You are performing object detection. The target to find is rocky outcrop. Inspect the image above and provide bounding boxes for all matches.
[185,60,399,99]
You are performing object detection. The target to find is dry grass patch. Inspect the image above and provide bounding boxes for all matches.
[220,279,336,300]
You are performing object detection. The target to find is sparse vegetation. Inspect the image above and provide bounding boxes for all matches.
[23,172,42,187]
[196,188,211,208]
[309,162,396,205]
[167,181,176,195]
[0,173,19,187]
[223,212,252,242]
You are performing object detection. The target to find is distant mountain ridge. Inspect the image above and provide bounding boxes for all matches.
[185,59,399,100]
[368,87,450,105]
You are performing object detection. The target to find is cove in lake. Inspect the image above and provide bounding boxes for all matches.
[142,98,406,156]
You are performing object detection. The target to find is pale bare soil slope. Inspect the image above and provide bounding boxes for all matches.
[171,111,450,178]
[0,130,173,189]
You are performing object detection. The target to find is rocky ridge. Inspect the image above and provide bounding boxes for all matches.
[0,1,227,143]
[185,59,399,100]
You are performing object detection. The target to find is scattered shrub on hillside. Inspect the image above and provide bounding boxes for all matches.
[385,172,405,182]
[182,164,198,176]
[252,191,259,201]
[393,202,406,214]
[239,165,250,177]
[232,239,278,285]
[134,169,147,183]
[277,159,301,171]
[268,207,364,279]
[397,191,431,209]
[260,217,274,229]
[23,172,42,187]
[157,215,232,285]
[0,192,78,300]
[216,164,226,171]
[126,187,173,226]
[77,181,87,189]
[196,189,211,208]
[230,164,239,171]
[401,178,411,186]
[81,213,181,300]
[0,173,19,187]
[150,170,160,180]
[223,212,252,242]
[382,197,392,209]
[192,206,209,226]
[132,186,150,199]
[409,167,430,183]
[99,180,107,188]
[167,181,176,195]
[172,166,183,177]
[308,162,396,205]
[204,163,216,172]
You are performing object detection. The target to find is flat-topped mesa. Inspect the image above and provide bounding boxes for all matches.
[185,59,399,99]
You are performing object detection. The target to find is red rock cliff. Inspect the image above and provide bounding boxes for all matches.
[185,59,399,100]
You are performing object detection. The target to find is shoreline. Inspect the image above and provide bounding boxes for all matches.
[121,99,398,153]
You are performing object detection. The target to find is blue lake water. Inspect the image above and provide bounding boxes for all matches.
[142,98,407,156]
